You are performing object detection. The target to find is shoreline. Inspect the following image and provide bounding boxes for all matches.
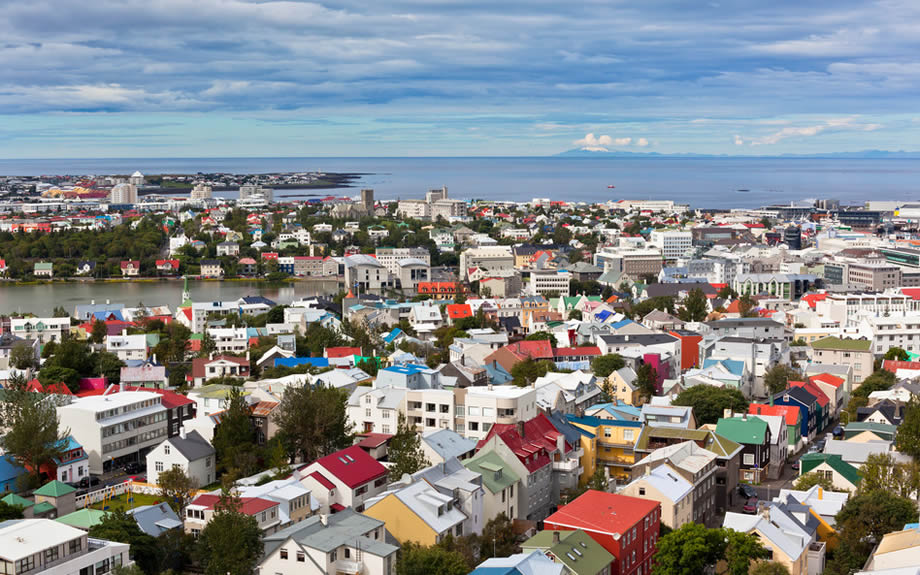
[0,276,344,287]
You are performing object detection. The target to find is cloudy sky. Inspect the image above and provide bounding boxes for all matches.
[2,0,919,157]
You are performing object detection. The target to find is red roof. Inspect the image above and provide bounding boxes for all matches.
[191,494,278,515]
[789,380,830,407]
[710,283,728,291]
[309,471,337,491]
[189,355,250,380]
[882,359,920,373]
[476,413,570,473]
[748,403,801,426]
[75,386,194,408]
[330,503,346,512]
[356,433,393,449]
[155,259,180,269]
[545,490,659,537]
[315,445,387,488]
[505,339,554,360]
[325,346,361,359]
[553,346,601,357]
[120,260,140,269]
[809,373,844,389]
[801,293,828,309]
[901,288,920,301]
[446,303,473,320]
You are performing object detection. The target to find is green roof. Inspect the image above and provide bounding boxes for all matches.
[562,296,581,310]
[34,262,53,270]
[800,453,861,487]
[33,501,56,514]
[634,426,742,458]
[522,529,615,575]
[464,450,520,494]
[34,480,76,497]
[715,416,768,445]
[810,336,872,352]
[1,493,34,508]
[843,421,897,440]
[56,508,107,529]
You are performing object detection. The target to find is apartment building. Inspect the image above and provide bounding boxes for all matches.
[629,440,718,527]
[460,246,515,279]
[813,292,920,327]
[0,519,131,575]
[454,385,537,440]
[650,230,693,261]
[405,388,455,434]
[846,262,902,291]
[528,270,572,297]
[396,199,430,219]
[9,317,70,344]
[809,336,873,384]
[375,247,432,275]
[347,387,406,435]
[344,254,391,291]
[594,247,664,278]
[58,390,168,474]
[464,449,521,523]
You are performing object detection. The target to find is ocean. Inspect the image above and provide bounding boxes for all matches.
[2,156,919,208]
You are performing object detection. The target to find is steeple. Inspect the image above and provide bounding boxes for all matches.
[181,275,192,307]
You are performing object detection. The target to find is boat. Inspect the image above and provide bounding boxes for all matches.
[736,188,750,193]
[607,185,616,189]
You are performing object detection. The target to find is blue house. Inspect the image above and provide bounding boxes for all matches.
[273,357,330,369]
[773,386,819,441]
[0,455,27,493]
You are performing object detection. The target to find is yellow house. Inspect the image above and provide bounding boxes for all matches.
[363,480,468,546]
[604,366,640,406]
[565,414,643,482]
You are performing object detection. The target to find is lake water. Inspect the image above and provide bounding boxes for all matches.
[0,280,341,317]
[2,156,919,208]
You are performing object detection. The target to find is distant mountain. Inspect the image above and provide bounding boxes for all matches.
[556,148,920,159]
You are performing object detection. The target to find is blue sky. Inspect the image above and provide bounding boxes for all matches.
[2,0,919,157]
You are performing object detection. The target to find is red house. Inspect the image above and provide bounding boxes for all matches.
[544,490,660,575]
[668,330,703,370]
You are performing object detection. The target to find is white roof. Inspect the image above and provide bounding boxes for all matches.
[626,464,692,503]
[61,390,163,412]
[635,440,717,474]
[392,480,467,534]
[0,519,85,561]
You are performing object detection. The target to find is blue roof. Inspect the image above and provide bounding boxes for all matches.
[702,358,745,377]
[274,357,330,368]
[594,310,613,321]
[565,414,643,428]
[591,401,642,420]
[0,455,26,483]
[383,328,404,344]
[611,318,634,329]
[92,310,124,321]
[381,363,429,375]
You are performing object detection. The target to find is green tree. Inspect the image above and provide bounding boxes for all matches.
[211,387,258,479]
[200,331,217,357]
[736,293,757,317]
[895,399,920,458]
[723,527,770,575]
[93,351,125,383]
[38,365,81,393]
[635,363,657,401]
[884,347,910,361]
[568,309,583,321]
[273,384,353,462]
[396,542,469,575]
[763,364,802,395]
[91,319,108,344]
[524,331,558,346]
[673,386,749,426]
[793,472,834,491]
[0,394,69,487]
[479,513,517,561]
[266,305,286,324]
[651,522,723,575]
[678,288,708,322]
[591,354,626,378]
[196,504,264,575]
[388,413,431,479]
[749,563,791,575]
[0,501,25,520]
[510,358,554,387]
[717,285,737,299]
[9,343,36,370]
[158,465,200,516]
[89,510,162,574]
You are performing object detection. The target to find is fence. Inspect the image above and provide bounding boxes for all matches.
[75,480,212,509]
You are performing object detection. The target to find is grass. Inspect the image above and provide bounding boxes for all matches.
[90,492,165,512]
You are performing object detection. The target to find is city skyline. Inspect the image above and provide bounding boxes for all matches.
[1,1,919,158]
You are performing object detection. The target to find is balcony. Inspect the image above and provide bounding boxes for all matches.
[553,457,581,472]
[335,559,364,574]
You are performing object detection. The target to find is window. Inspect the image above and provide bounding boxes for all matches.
[624,430,634,441]
[206,457,211,467]
[639,487,645,496]
[328,550,336,562]
[743,453,755,466]
[45,546,60,563]
[382,425,390,434]
[366,408,372,417]
[69,539,82,553]
[164,445,170,455]
[155,461,164,472]
[297,551,305,562]
[280,549,288,560]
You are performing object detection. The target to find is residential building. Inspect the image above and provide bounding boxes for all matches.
[459,246,515,279]
[344,254,391,291]
[723,504,818,575]
[649,230,693,260]
[529,270,572,297]
[454,384,538,440]
[187,354,251,387]
[470,551,566,575]
[199,260,223,278]
[375,247,431,275]
[298,446,388,513]
[715,415,772,484]
[862,527,920,572]
[464,449,521,524]
[420,429,477,465]
[521,529,615,575]
[0,519,131,575]
[846,262,902,291]
[544,491,660,575]
[146,429,215,487]
[185,493,281,536]
[566,415,643,483]
[258,509,398,575]
[58,390,168,473]
[119,260,140,277]
[618,464,692,529]
[110,182,138,204]
[809,337,873,385]
[33,262,53,278]
[733,273,819,301]
[106,332,147,362]
[363,478,469,545]
[9,317,69,344]
[347,386,406,435]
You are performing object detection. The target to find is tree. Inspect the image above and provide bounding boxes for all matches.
[93,351,125,383]
[388,413,430,479]
[568,309,583,321]
[737,293,757,317]
[479,513,517,561]
[9,343,36,370]
[199,331,217,357]
[672,386,749,426]
[884,347,910,361]
[158,466,200,516]
[0,501,24,520]
[592,354,625,378]
[651,524,767,575]
[211,387,258,479]
[396,542,469,575]
[895,399,920,458]
[524,331,558,346]
[266,305,286,324]
[678,288,708,322]
[89,510,162,574]
[635,363,657,401]
[91,319,108,344]
[749,563,791,575]
[793,472,834,491]
[196,504,264,575]
[273,384,353,463]
[717,285,737,299]
[763,364,802,395]
[723,527,770,575]
[510,358,554,387]
[38,365,81,393]
[1,395,69,487]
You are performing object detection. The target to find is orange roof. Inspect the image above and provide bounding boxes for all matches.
[789,380,830,407]
[802,293,828,309]
[748,403,800,426]
[446,303,473,319]
[809,373,844,388]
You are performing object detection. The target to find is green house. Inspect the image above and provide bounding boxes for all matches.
[522,529,615,575]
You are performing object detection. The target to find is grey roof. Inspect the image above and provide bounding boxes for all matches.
[262,508,396,558]
[397,258,429,267]
[420,429,477,461]
[707,317,784,327]
[645,282,715,298]
[165,430,215,462]
[128,503,182,537]
[598,333,678,346]
[823,438,908,465]
[345,254,384,268]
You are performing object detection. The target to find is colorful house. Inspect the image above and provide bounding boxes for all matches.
[799,453,861,492]
[715,416,771,484]
[521,529,615,575]
[748,404,803,450]
[566,415,643,482]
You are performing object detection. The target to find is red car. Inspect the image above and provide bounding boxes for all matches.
[743,497,759,514]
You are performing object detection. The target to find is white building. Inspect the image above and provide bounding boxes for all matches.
[0,519,131,575]
[375,247,431,275]
[9,317,70,344]
[459,246,515,279]
[146,429,216,488]
[109,183,137,204]
[528,270,571,297]
[190,183,212,200]
[650,230,693,260]
[455,385,538,440]
[58,390,168,473]
[106,332,148,361]
[347,386,407,435]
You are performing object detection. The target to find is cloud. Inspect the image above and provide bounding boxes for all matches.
[573,133,633,151]
[734,135,744,146]
[636,138,649,147]
[747,117,883,145]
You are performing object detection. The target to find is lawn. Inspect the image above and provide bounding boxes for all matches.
[90,492,166,512]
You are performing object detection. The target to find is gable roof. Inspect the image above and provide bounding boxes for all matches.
[715,416,769,445]
[799,453,861,486]
[522,529,615,575]
[464,450,520,494]
[163,430,214,461]
[315,445,387,488]
[545,490,659,536]
[748,404,801,427]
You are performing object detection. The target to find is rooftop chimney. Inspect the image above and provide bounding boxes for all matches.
[552,531,560,544]
[179,427,186,439]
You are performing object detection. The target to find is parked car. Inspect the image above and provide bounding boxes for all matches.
[791,460,800,471]
[743,497,759,514]
[78,476,101,489]
[123,462,142,475]
[738,484,758,499]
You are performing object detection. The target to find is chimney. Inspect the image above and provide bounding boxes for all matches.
[552,531,560,544]
[817,486,823,500]
[152,353,157,365]
[320,514,328,526]
[122,328,127,336]
[556,434,564,453]
[179,427,186,439]
[517,421,525,438]
[209,351,215,360]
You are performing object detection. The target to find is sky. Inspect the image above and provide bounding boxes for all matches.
[1,0,919,157]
